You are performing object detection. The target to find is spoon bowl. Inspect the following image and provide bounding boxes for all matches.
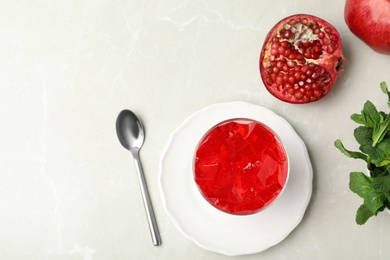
[116,109,161,246]
[117,110,145,152]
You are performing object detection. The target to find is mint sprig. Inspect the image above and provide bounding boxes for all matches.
[335,82,390,225]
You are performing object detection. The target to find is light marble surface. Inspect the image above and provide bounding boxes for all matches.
[1,1,390,259]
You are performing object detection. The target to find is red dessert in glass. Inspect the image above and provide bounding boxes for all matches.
[193,118,289,215]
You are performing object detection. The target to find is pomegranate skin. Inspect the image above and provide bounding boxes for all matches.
[260,14,344,104]
[345,0,390,55]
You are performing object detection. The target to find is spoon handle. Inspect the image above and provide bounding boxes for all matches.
[132,150,162,246]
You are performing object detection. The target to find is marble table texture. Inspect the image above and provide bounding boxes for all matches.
[1,0,390,259]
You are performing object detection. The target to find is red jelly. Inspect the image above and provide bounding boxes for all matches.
[193,118,288,215]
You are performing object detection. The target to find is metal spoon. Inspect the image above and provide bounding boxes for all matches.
[116,109,161,246]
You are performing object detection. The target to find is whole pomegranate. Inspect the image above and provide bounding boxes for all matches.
[345,0,390,55]
[260,14,344,104]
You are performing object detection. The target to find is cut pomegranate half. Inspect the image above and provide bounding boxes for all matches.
[260,14,345,104]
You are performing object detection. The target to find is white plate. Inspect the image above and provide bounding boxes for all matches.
[158,101,313,256]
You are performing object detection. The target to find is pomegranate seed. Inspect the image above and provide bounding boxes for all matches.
[278,46,285,54]
[330,34,338,42]
[294,71,301,80]
[306,90,314,96]
[294,91,303,99]
[288,76,295,84]
[323,38,330,45]
[271,41,279,49]
[288,53,297,60]
[322,77,331,84]
[276,75,283,85]
[311,52,320,59]
[287,60,297,67]
[281,29,293,39]
[314,89,323,97]
[266,76,273,85]
[288,19,296,26]
[327,44,334,53]
[325,27,332,33]
[313,45,322,54]
[271,73,277,82]
[270,49,278,56]
[304,50,311,58]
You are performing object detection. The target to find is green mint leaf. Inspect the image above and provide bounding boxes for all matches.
[372,175,390,192]
[364,190,385,213]
[356,203,375,225]
[351,113,364,125]
[350,101,379,127]
[359,144,382,165]
[349,172,373,199]
[355,115,390,166]
[334,140,368,162]
[380,81,388,94]
[380,82,390,109]
[355,189,385,225]
[360,140,390,167]
[350,172,386,221]
[361,100,380,128]
[376,138,390,153]
[369,164,388,178]
[384,191,390,202]
[354,126,372,146]
[375,138,390,166]
[372,115,390,147]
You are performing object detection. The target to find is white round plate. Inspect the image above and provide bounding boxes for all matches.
[159,101,313,256]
